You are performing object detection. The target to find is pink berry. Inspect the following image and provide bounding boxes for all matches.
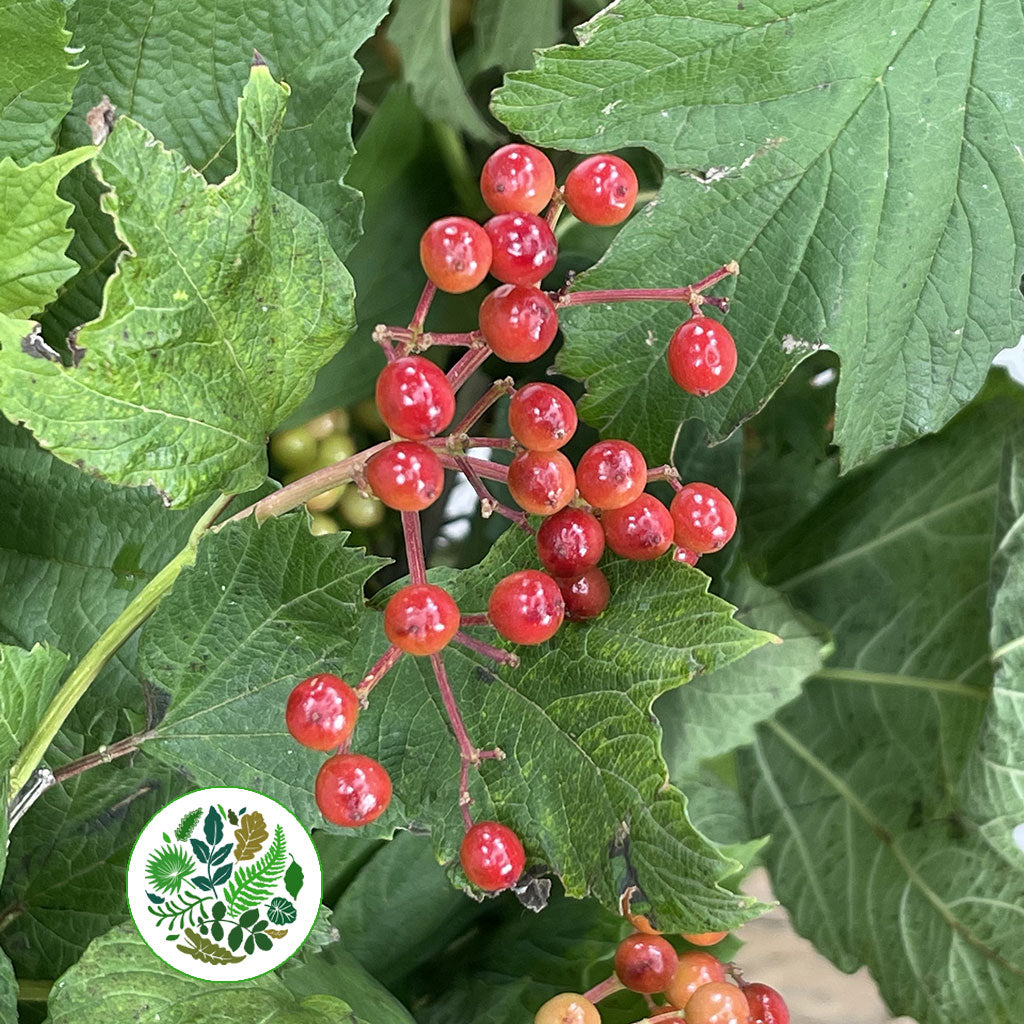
[563,154,638,226]
[667,317,737,396]
[484,212,558,286]
[480,144,555,215]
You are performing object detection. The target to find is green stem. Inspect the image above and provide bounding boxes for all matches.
[7,493,233,802]
[431,122,489,219]
[17,979,52,1002]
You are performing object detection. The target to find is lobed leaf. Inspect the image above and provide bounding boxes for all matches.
[176,927,245,965]
[492,0,1024,469]
[0,64,355,507]
[234,811,269,862]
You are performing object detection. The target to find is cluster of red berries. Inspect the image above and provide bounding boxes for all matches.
[537,912,788,1024]
[280,140,742,898]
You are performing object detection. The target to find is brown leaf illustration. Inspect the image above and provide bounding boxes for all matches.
[176,927,245,965]
[233,811,268,861]
[265,928,289,939]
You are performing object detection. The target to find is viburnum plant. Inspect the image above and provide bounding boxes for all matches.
[0,3,1022,1024]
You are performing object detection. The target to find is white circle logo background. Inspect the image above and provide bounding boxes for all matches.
[127,787,322,982]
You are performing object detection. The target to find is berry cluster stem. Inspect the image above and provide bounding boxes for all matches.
[454,630,520,667]
[401,511,428,586]
[409,281,437,332]
[557,261,739,313]
[454,455,530,531]
[447,345,493,392]
[450,377,516,436]
[583,975,626,1004]
[357,645,402,700]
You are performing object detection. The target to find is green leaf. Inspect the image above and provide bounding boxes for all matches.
[223,826,287,916]
[0,148,93,319]
[493,0,1024,469]
[0,642,68,771]
[267,898,297,926]
[175,926,245,965]
[0,951,14,1024]
[284,859,304,901]
[739,378,1024,1023]
[174,808,203,842]
[0,64,355,507]
[0,0,80,164]
[140,515,770,931]
[388,0,499,143]
[62,0,390,258]
[203,805,224,847]
[466,0,561,77]
[45,923,360,1024]
[658,568,830,776]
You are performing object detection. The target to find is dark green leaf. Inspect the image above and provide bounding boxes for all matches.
[739,377,1024,1023]
[238,908,259,929]
[0,642,68,772]
[210,863,233,886]
[284,859,304,901]
[0,0,79,163]
[244,933,255,955]
[227,925,243,952]
[210,842,233,866]
[0,66,355,507]
[0,950,14,1024]
[466,0,561,77]
[493,0,1024,469]
[203,806,223,847]
[211,901,226,920]
[190,839,211,864]
[209,920,223,943]
[254,931,273,952]
[267,898,297,927]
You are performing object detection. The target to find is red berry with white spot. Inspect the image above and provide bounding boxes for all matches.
[419,216,492,293]
[285,673,359,751]
[684,983,750,1024]
[564,154,638,226]
[315,753,392,827]
[479,285,559,362]
[602,493,674,560]
[556,568,610,621]
[667,317,737,396]
[614,932,679,994]
[742,983,790,1024]
[375,356,455,440]
[508,383,577,451]
[489,570,564,645]
[366,441,445,511]
[484,212,558,286]
[575,440,647,510]
[670,483,737,553]
[536,507,604,575]
[480,144,555,215]
[384,583,459,656]
[666,952,728,1010]
[460,821,526,891]
[507,450,575,516]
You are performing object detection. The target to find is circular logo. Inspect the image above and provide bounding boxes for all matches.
[127,787,322,981]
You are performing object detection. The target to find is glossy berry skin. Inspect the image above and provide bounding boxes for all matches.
[366,442,444,511]
[508,382,577,450]
[684,983,750,1024]
[285,673,359,751]
[480,143,556,215]
[315,753,392,827]
[556,568,611,621]
[601,493,674,561]
[564,154,638,226]
[489,570,565,645]
[419,216,492,293]
[375,356,455,440]
[536,507,604,575]
[484,212,558,286]
[667,317,737,396]
[742,983,789,1024]
[533,993,601,1024]
[575,440,647,510]
[665,952,727,1009]
[507,450,575,516]
[384,583,459,656]
[479,285,559,362]
[683,931,729,947]
[670,483,737,553]
[614,932,679,994]
[673,546,701,566]
[460,821,525,891]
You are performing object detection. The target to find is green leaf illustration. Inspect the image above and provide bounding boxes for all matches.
[144,845,196,897]
[267,898,296,926]
[203,806,223,847]
[175,927,245,966]
[283,860,304,901]
[233,811,269,862]
[223,826,287,917]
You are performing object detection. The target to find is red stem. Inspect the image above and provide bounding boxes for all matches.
[409,281,437,332]
[557,261,739,310]
[647,465,683,491]
[437,452,508,484]
[454,456,530,531]
[447,345,492,392]
[583,976,626,1004]
[459,613,490,626]
[450,377,515,436]
[356,645,402,699]
[401,511,428,585]
[454,631,520,667]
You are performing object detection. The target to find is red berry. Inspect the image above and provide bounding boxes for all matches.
[384,583,459,656]
[575,440,647,510]
[285,673,359,751]
[479,285,559,362]
[536,507,604,575]
[489,570,565,645]
[375,356,455,440]
[682,931,729,947]
[315,753,392,827]
[601,493,673,561]
[667,317,737,396]
[684,983,749,1024]
[507,450,575,516]
[366,441,444,511]
[480,144,555,215]
[670,484,736,553]
[742,983,789,1024]
[673,546,700,566]
[508,383,577,451]
[614,932,679,994]
[534,993,601,1024]
[563,154,638,226]
[419,216,492,293]
[556,568,610,621]
[666,952,727,1010]
[460,820,526,891]
[484,212,558,286]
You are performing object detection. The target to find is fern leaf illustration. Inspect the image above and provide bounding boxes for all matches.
[174,807,203,841]
[176,927,245,965]
[233,811,268,861]
[223,824,286,915]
